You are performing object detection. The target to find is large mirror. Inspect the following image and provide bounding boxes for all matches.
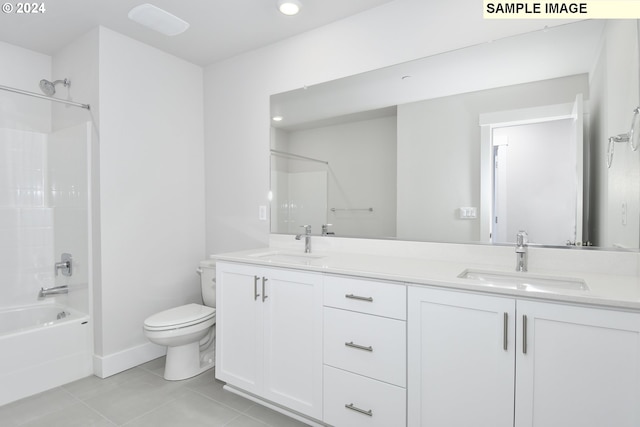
[270,20,640,250]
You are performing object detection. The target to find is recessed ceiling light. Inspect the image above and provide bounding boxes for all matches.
[278,0,302,16]
[272,116,284,122]
[128,3,190,36]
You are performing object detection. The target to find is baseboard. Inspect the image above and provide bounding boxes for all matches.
[94,341,166,378]
[223,385,325,427]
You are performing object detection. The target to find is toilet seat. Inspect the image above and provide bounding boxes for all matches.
[144,303,216,331]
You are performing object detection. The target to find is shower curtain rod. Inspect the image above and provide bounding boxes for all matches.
[270,149,328,165]
[0,84,90,110]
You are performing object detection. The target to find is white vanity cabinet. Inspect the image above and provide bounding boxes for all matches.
[215,261,323,420]
[408,286,640,427]
[323,275,407,427]
[515,300,640,427]
[407,286,516,427]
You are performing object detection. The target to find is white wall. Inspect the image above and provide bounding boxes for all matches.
[92,27,205,375]
[590,20,640,248]
[283,115,397,238]
[604,21,640,249]
[396,75,588,243]
[0,42,51,132]
[203,0,571,255]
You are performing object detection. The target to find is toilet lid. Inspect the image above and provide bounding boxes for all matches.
[144,303,216,330]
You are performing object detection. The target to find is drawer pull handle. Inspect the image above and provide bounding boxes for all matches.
[345,341,373,352]
[345,403,373,417]
[345,294,373,302]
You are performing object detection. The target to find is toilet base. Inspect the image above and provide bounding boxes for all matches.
[164,341,215,381]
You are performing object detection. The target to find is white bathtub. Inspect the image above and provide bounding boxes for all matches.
[0,303,93,406]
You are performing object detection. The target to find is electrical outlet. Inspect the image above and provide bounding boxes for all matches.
[259,205,267,221]
[458,207,478,219]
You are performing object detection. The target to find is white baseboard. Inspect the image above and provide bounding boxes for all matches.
[94,341,166,378]
[223,385,324,427]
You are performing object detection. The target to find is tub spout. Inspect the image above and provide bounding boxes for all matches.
[39,285,69,298]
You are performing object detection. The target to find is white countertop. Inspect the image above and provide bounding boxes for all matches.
[211,245,640,311]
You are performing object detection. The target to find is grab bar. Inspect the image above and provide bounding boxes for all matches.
[330,207,374,213]
[39,285,69,298]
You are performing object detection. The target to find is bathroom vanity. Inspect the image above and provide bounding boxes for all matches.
[213,241,640,427]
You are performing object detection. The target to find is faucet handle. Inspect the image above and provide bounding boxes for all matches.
[322,224,333,235]
[300,225,312,234]
[516,230,528,246]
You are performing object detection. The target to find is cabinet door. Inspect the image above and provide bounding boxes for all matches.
[515,300,640,427]
[407,286,515,427]
[215,262,263,394]
[261,267,323,419]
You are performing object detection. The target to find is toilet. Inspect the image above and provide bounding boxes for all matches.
[143,260,216,380]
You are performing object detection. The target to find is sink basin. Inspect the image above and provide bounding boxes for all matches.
[458,269,589,292]
[249,251,325,264]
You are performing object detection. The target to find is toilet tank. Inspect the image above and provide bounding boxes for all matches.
[199,260,216,307]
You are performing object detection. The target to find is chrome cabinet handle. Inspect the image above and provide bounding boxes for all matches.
[522,314,528,354]
[345,294,373,302]
[345,341,373,352]
[345,403,373,417]
[503,312,508,351]
[253,276,260,300]
[262,277,268,302]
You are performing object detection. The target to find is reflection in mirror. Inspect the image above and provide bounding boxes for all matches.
[479,96,584,246]
[270,19,640,250]
[270,149,328,235]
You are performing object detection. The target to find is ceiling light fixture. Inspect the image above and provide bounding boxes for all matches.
[128,3,190,36]
[278,0,302,16]
[272,116,284,122]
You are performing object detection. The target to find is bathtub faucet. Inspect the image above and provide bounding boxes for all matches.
[39,285,69,298]
[55,253,73,277]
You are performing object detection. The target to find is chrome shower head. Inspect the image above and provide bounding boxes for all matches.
[39,78,70,96]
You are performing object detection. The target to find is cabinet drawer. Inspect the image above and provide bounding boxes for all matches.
[324,365,406,427]
[324,275,406,320]
[324,307,406,387]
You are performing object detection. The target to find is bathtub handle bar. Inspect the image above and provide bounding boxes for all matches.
[39,285,69,298]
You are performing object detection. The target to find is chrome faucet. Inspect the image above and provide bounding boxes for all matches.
[321,224,334,236]
[295,225,312,253]
[515,230,528,272]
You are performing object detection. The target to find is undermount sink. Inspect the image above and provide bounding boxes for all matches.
[458,269,589,292]
[249,250,325,264]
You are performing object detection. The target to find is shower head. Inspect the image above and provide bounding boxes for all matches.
[39,78,70,96]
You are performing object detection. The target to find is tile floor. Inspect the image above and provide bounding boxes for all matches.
[0,358,311,427]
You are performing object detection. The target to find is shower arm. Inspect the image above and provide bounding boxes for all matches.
[0,84,90,110]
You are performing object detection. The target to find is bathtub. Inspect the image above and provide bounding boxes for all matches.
[0,303,93,406]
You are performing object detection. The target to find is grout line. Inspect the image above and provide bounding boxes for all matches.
[75,400,118,426]
[12,387,81,426]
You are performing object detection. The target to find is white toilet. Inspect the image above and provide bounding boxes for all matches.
[143,260,216,380]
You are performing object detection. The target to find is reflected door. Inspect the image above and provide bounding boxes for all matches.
[481,95,584,246]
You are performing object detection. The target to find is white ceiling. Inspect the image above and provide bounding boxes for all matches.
[0,0,396,66]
